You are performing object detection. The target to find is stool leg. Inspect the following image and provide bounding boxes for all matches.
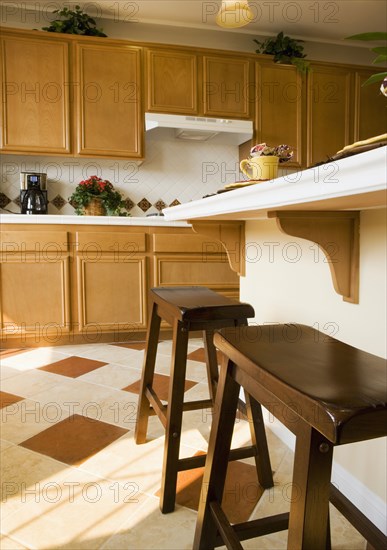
[193,359,240,550]
[288,424,333,549]
[244,393,274,489]
[203,329,219,402]
[135,302,161,444]
[159,319,189,514]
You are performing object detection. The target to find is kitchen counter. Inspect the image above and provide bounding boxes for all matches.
[163,147,387,221]
[0,214,190,227]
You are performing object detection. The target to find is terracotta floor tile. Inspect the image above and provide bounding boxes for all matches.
[20,414,128,466]
[0,391,24,409]
[187,347,224,365]
[122,372,197,401]
[39,356,107,378]
[156,452,264,524]
[113,342,147,350]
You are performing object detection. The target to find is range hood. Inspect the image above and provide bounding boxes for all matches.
[145,113,253,145]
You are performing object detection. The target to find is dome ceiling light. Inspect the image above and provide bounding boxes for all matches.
[216,1,254,29]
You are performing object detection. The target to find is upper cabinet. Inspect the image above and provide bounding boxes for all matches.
[76,43,143,158]
[307,64,353,166]
[0,33,71,154]
[145,49,198,114]
[255,62,304,167]
[353,69,387,141]
[203,55,252,119]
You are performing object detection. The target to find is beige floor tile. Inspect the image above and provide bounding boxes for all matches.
[0,440,14,453]
[101,496,197,550]
[0,534,29,550]
[76,345,143,367]
[78,363,143,390]
[154,354,208,383]
[0,366,21,381]
[0,369,63,399]
[0,349,68,371]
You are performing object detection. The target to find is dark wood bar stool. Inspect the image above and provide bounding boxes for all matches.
[134,286,274,514]
[194,323,387,550]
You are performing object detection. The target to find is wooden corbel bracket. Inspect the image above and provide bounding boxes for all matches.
[190,221,245,276]
[269,211,360,303]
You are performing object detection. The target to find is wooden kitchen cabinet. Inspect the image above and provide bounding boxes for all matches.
[353,69,387,141]
[306,63,353,166]
[203,55,253,119]
[145,48,198,114]
[0,33,71,154]
[255,62,304,167]
[0,231,70,342]
[76,43,143,158]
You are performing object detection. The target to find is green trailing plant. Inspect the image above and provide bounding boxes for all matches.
[346,32,387,89]
[69,176,130,216]
[42,5,107,37]
[254,32,309,73]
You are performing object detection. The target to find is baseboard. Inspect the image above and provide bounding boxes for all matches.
[263,412,387,535]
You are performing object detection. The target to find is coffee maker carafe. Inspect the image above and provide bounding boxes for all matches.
[20,172,48,215]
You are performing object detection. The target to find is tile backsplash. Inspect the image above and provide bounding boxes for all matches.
[0,133,243,216]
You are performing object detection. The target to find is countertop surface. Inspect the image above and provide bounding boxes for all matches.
[0,214,190,227]
[163,147,387,221]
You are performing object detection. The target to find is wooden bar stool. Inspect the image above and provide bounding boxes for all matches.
[194,323,387,550]
[134,286,274,514]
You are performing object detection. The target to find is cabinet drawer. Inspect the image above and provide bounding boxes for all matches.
[76,232,146,253]
[154,255,238,288]
[0,231,68,253]
[153,233,225,254]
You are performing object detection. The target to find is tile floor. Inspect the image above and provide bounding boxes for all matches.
[0,339,367,549]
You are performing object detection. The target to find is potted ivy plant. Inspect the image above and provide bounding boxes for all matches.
[69,176,129,216]
[254,32,310,74]
[346,32,387,95]
[42,5,107,37]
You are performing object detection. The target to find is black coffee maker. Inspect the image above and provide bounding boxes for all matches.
[20,172,48,215]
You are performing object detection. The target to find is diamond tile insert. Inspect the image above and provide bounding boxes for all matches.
[187,347,224,365]
[51,194,67,210]
[0,391,24,409]
[169,199,181,207]
[137,198,152,212]
[39,356,108,378]
[0,193,11,209]
[123,373,197,401]
[154,199,167,211]
[20,414,128,466]
[123,197,135,211]
[156,451,265,524]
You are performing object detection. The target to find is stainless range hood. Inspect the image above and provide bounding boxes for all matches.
[145,113,253,145]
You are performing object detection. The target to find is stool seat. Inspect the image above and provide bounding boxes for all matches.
[218,324,387,445]
[150,286,255,325]
[135,287,273,514]
[194,323,387,550]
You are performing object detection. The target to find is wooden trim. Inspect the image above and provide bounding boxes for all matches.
[269,211,360,303]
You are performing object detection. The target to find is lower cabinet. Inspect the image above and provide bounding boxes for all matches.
[0,225,239,346]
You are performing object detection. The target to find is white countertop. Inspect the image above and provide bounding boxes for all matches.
[0,214,190,227]
[163,147,387,221]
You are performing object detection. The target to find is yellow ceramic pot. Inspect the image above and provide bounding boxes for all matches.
[240,156,279,180]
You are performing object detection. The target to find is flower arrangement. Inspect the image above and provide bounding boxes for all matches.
[249,143,294,163]
[69,176,129,216]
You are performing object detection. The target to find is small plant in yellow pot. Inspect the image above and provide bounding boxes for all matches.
[69,176,129,216]
[240,143,294,181]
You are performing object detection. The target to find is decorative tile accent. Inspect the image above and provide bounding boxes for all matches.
[123,372,197,401]
[169,199,181,207]
[123,197,135,211]
[137,197,152,212]
[154,199,167,211]
[187,347,223,365]
[51,194,67,210]
[39,356,108,378]
[0,391,24,409]
[20,414,128,466]
[12,196,21,207]
[0,193,11,209]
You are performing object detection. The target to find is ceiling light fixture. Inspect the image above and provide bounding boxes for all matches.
[216,1,254,29]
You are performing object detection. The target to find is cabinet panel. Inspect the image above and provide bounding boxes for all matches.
[307,65,352,166]
[0,257,70,333]
[146,49,197,114]
[354,71,387,141]
[1,35,70,154]
[76,44,143,158]
[203,55,252,119]
[256,63,303,167]
[154,255,238,288]
[1,231,68,252]
[77,256,146,330]
[76,232,146,253]
[153,233,224,254]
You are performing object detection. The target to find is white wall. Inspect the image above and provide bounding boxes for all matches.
[241,208,387,530]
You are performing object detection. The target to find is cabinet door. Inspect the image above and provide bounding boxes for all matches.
[0,34,71,154]
[256,62,304,167]
[146,49,198,114]
[203,55,252,119]
[354,70,387,141]
[307,65,353,166]
[76,43,143,158]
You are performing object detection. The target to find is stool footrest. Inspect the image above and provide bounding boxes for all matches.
[178,445,258,472]
[211,501,290,548]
